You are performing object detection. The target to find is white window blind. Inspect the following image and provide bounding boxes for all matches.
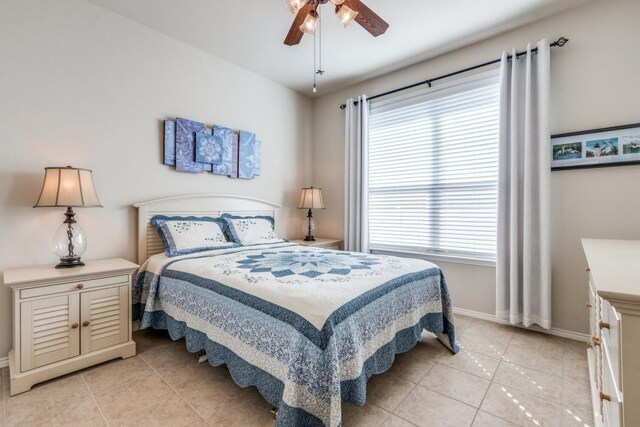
[368,72,500,261]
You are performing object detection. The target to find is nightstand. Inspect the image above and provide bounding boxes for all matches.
[3,258,139,395]
[291,238,343,250]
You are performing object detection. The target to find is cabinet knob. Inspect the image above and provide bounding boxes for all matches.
[82,321,90,327]
[586,267,591,272]
[592,336,601,346]
[599,321,610,330]
[71,323,79,329]
[76,283,84,289]
[599,391,611,402]
[586,302,592,308]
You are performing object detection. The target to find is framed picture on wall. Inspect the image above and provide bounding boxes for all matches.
[551,123,640,171]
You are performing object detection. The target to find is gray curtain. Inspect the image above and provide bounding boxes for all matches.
[496,40,552,329]
[344,95,370,253]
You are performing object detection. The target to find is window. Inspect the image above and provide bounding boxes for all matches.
[368,72,500,262]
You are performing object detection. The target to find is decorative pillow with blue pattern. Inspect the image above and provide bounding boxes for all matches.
[150,215,237,257]
[221,213,285,246]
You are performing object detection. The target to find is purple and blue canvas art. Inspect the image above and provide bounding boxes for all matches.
[164,118,260,180]
[195,131,223,165]
[211,126,235,176]
[175,118,211,173]
[238,131,261,179]
[163,120,176,166]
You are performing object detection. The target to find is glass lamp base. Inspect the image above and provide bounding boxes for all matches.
[55,257,85,269]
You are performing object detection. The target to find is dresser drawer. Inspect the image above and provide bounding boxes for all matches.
[20,275,129,299]
[602,334,621,395]
[600,298,620,363]
[601,351,622,427]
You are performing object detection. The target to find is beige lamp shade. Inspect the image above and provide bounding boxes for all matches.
[34,166,102,208]
[297,187,325,209]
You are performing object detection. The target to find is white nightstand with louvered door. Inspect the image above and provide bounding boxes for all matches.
[3,258,138,395]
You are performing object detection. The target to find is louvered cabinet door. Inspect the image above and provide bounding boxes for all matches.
[80,286,128,354]
[20,294,80,371]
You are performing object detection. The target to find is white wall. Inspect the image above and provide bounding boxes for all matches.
[0,0,313,356]
[312,0,640,335]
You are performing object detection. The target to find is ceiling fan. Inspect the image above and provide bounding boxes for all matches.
[284,0,389,46]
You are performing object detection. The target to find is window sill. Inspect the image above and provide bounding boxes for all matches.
[370,248,496,268]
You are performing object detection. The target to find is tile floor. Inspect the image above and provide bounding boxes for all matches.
[0,315,593,426]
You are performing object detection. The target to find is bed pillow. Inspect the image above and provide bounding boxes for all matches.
[150,215,236,257]
[220,213,285,246]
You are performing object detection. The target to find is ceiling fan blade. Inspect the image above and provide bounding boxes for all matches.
[344,0,389,37]
[284,2,314,46]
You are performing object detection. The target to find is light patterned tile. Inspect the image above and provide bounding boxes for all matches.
[464,320,514,344]
[457,331,508,359]
[90,373,177,425]
[562,376,592,413]
[4,374,102,426]
[393,386,477,427]
[179,372,273,426]
[563,353,589,382]
[437,348,500,380]
[82,356,157,396]
[472,411,518,426]
[386,350,436,384]
[419,364,490,408]
[480,383,562,427]
[382,414,417,427]
[410,337,453,362]
[140,341,228,392]
[366,372,416,412]
[132,394,208,427]
[452,315,476,332]
[503,344,563,377]
[563,339,589,361]
[342,403,391,427]
[493,361,563,402]
[509,329,565,360]
[133,328,175,354]
[562,404,594,427]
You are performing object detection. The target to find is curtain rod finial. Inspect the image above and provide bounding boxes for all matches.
[554,37,569,47]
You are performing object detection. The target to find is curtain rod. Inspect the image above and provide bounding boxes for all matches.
[339,37,569,110]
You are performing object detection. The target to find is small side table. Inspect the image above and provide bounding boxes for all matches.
[290,238,343,251]
[3,258,139,395]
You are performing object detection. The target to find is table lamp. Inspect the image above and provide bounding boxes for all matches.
[33,166,102,268]
[297,187,325,241]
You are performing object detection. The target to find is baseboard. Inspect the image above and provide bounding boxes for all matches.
[453,307,590,342]
[0,356,8,368]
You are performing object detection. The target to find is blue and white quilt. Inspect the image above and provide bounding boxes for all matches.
[133,242,458,427]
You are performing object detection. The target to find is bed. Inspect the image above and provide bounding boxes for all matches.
[133,194,458,427]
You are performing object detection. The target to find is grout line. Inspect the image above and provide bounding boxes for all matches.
[80,372,111,427]
[138,352,212,426]
[471,330,511,426]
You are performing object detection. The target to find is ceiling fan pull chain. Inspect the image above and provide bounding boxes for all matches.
[313,17,317,93]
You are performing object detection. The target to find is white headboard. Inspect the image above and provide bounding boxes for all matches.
[133,194,282,264]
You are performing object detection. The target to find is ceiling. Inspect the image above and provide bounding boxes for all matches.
[85,0,589,95]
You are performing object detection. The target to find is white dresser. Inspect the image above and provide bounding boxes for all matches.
[583,239,640,427]
[3,258,138,395]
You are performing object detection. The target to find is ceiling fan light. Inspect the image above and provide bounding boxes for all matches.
[336,5,359,28]
[299,11,318,36]
[330,0,345,5]
[284,0,307,15]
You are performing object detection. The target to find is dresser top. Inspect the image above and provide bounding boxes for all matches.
[3,258,139,286]
[582,238,640,304]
